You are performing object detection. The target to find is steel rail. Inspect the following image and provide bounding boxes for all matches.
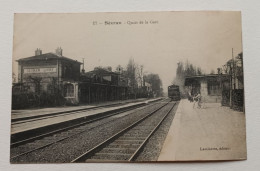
[11,106,109,125]
[10,99,166,160]
[11,102,149,148]
[12,98,163,123]
[128,102,176,161]
[71,100,172,163]
[12,100,149,124]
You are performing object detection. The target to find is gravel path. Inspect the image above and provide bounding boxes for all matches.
[11,100,168,163]
[135,101,179,161]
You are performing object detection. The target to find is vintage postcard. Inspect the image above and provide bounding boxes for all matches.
[11,11,246,163]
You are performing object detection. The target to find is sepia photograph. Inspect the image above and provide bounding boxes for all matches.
[10,11,246,163]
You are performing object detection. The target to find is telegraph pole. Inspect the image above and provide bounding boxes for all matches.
[230,48,234,108]
[82,58,85,73]
[232,48,236,89]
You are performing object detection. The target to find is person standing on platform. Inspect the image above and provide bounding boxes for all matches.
[193,92,202,108]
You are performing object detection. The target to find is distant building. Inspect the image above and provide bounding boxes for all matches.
[143,81,153,97]
[16,47,82,103]
[144,82,152,93]
[185,52,244,111]
[185,74,230,103]
[79,68,128,103]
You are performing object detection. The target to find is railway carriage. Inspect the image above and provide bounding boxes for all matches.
[168,84,181,101]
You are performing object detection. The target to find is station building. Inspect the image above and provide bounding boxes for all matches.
[16,47,82,103]
[15,47,154,107]
[184,74,230,103]
[184,52,244,111]
[79,68,128,103]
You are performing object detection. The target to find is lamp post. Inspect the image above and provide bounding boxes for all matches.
[217,67,222,105]
[227,62,232,108]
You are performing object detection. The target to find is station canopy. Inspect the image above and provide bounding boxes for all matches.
[184,74,230,86]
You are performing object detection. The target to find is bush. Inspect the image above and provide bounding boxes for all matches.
[12,92,66,109]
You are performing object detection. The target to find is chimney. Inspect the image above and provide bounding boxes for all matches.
[55,47,63,56]
[35,48,42,56]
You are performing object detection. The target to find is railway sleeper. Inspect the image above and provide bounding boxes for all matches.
[129,126,154,130]
[117,137,146,141]
[123,132,151,136]
[107,144,140,149]
[100,147,137,154]
[113,140,143,144]
[89,153,132,160]
[85,158,124,162]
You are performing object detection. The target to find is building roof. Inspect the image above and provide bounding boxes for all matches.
[82,68,119,78]
[185,74,230,86]
[185,74,230,79]
[16,53,82,64]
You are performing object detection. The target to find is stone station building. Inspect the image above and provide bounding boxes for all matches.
[16,47,82,104]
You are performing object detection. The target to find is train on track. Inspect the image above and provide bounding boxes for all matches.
[168,84,181,101]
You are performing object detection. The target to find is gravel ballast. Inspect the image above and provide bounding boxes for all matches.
[11,100,169,163]
[135,101,179,161]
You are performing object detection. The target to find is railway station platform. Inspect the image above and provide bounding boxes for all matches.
[11,98,147,121]
[158,99,246,161]
[11,98,162,135]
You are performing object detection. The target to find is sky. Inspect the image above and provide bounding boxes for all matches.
[12,12,242,92]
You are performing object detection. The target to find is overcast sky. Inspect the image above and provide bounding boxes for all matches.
[12,12,242,92]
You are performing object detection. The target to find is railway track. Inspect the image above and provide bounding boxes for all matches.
[71,100,176,162]
[12,99,155,124]
[11,99,158,146]
[10,99,167,161]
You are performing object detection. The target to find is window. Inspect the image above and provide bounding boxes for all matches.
[65,84,74,97]
[208,80,221,96]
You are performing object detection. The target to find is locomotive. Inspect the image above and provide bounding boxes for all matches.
[168,84,181,101]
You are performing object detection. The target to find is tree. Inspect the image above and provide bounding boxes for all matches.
[28,76,42,94]
[115,65,123,74]
[197,67,202,75]
[210,69,215,74]
[94,66,112,72]
[173,60,204,97]
[136,64,144,88]
[12,72,16,83]
[126,58,137,89]
[125,58,138,98]
[144,73,163,97]
[123,58,162,98]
